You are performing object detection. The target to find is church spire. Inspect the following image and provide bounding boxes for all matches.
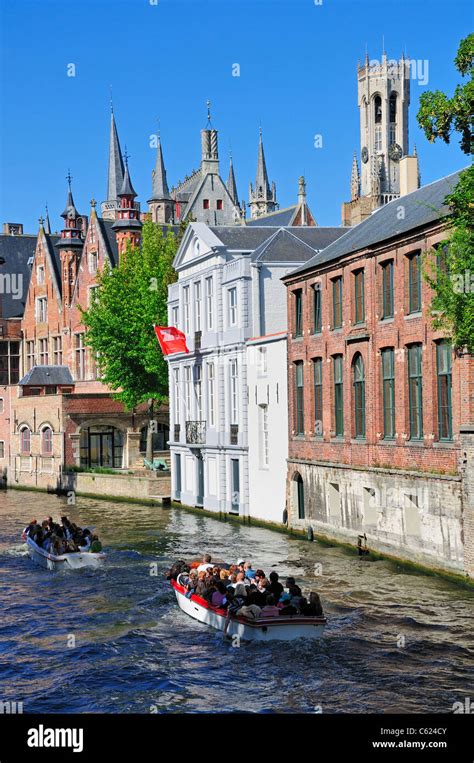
[227,155,239,206]
[350,152,360,200]
[248,128,277,219]
[151,135,171,200]
[101,105,125,220]
[44,203,51,235]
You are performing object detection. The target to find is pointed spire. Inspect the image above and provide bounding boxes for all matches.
[44,203,51,234]
[61,171,79,219]
[119,151,137,198]
[227,155,239,206]
[350,152,360,200]
[106,109,125,202]
[151,135,171,200]
[255,128,271,197]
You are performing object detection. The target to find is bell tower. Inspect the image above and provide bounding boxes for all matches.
[342,50,420,226]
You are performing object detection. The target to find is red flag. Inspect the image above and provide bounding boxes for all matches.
[154,325,189,356]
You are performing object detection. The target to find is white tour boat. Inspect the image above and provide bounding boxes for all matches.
[25,535,107,571]
[172,574,326,642]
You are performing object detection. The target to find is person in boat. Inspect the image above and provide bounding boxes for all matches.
[219,569,230,583]
[61,517,72,540]
[278,594,298,616]
[259,594,280,618]
[196,554,213,573]
[228,583,247,616]
[243,561,256,580]
[268,571,283,602]
[300,592,323,617]
[236,603,262,620]
[211,581,227,608]
[89,535,103,553]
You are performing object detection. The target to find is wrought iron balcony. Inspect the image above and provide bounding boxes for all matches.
[174,424,180,441]
[230,424,239,445]
[185,420,206,445]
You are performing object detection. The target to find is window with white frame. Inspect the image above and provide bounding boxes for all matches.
[174,368,180,424]
[52,336,62,365]
[20,426,31,454]
[41,426,53,455]
[194,365,202,418]
[228,287,237,326]
[0,441,4,459]
[183,286,190,334]
[88,286,99,306]
[39,338,48,365]
[172,306,179,329]
[258,347,267,376]
[259,404,269,468]
[26,341,35,371]
[75,334,86,380]
[36,297,47,323]
[88,250,98,273]
[184,366,191,419]
[194,282,202,332]
[37,265,45,285]
[207,362,215,427]
[230,359,238,424]
[206,276,214,330]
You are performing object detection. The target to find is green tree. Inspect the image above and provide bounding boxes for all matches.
[417,33,473,154]
[417,35,474,352]
[80,220,179,460]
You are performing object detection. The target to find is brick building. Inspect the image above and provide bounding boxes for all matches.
[283,170,474,578]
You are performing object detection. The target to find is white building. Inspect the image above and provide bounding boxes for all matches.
[247,331,288,524]
[167,222,344,519]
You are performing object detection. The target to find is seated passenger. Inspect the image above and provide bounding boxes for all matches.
[236,603,261,620]
[268,571,283,602]
[228,583,247,615]
[219,569,230,582]
[194,571,208,597]
[300,592,323,617]
[243,561,256,579]
[259,594,280,618]
[197,554,213,573]
[89,535,103,553]
[211,581,227,608]
[278,594,298,616]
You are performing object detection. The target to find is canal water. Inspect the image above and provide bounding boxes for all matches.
[0,490,472,714]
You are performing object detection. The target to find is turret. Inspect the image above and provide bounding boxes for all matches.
[56,173,84,307]
[112,154,142,257]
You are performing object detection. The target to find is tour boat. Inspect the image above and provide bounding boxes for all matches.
[25,535,107,571]
[171,574,326,641]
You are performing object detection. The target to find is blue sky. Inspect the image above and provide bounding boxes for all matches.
[0,0,471,232]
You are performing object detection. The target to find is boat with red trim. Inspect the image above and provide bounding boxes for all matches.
[171,574,326,641]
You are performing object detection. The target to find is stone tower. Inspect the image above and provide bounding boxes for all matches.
[148,135,175,224]
[342,51,420,226]
[248,129,277,219]
[112,157,142,257]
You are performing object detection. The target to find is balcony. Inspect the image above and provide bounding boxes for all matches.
[230,424,239,445]
[185,420,206,445]
[174,424,180,441]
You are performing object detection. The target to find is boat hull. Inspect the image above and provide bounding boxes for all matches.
[172,578,326,641]
[26,536,106,571]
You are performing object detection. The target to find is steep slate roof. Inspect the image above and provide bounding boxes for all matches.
[106,111,125,202]
[151,137,171,200]
[252,228,323,263]
[284,226,346,249]
[19,365,74,386]
[289,170,464,278]
[0,234,36,318]
[208,226,278,250]
[246,206,297,226]
[97,218,119,266]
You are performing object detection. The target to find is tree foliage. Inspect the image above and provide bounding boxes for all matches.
[417,33,473,155]
[80,221,179,410]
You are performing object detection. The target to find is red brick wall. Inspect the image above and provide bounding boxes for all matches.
[285,222,470,475]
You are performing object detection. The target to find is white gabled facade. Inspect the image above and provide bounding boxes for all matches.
[167,222,338,519]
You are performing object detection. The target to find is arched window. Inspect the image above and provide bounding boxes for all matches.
[374,95,382,124]
[293,472,305,520]
[20,426,31,454]
[41,426,53,455]
[389,93,397,123]
[353,354,366,439]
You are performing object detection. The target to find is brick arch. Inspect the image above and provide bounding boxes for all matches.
[72,419,128,435]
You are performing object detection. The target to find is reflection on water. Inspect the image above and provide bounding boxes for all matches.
[0,490,472,713]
